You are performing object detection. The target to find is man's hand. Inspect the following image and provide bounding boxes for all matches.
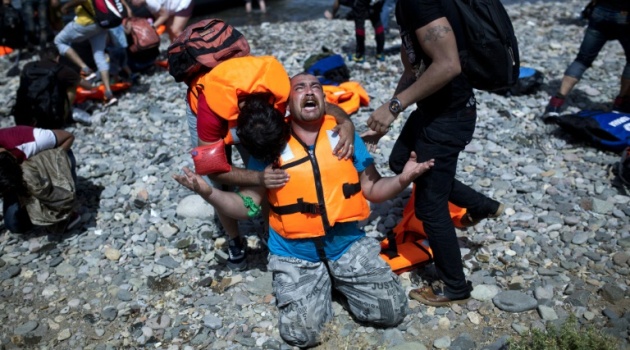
[399,152,434,185]
[173,167,213,198]
[367,103,396,134]
[332,123,354,160]
[261,164,289,189]
[360,129,386,153]
[326,102,355,160]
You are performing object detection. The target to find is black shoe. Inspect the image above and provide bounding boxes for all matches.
[227,237,247,271]
[460,202,505,227]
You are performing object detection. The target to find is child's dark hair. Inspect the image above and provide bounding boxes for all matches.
[0,152,29,198]
[237,92,291,164]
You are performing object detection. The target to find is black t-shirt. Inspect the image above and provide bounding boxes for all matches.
[598,0,630,12]
[395,0,473,115]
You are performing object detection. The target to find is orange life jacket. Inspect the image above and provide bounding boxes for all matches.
[268,115,370,239]
[379,184,468,274]
[323,81,370,115]
[74,82,131,105]
[0,46,13,56]
[187,56,290,145]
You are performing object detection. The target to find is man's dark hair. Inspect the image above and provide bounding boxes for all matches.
[237,92,291,164]
[39,45,60,62]
[0,152,29,199]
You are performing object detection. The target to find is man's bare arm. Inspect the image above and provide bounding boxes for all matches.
[52,129,74,150]
[195,139,263,186]
[173,167,265,220]
[395,19,462,110]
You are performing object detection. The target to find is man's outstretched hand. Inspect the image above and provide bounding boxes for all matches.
[173,167,212,198]
[399,152,434,185]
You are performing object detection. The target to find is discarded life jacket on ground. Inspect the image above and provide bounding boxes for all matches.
[323,81,370,115]
[74,82,131,104]
[0,46,13,55]
[189,56,290,145]
[379,185,468,274]
[554,110,630,152]
[304,51,350,86]
[268,115,370,239]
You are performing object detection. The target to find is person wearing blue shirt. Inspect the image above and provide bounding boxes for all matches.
[174,73,434,348]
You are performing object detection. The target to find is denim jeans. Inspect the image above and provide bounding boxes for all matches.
[21,0,48,38]
[380,0,397,33]
[2,150,77,234]
[54,21,109,73]
[389,104,484,298]
[565,5,630,80]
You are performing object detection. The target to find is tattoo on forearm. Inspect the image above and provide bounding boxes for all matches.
[423,26,452,42]
[395,73,416,95]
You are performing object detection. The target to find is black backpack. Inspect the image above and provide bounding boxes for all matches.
[0,5,25,49]
[443,0,520,92]
[12,63,68,128]
[82,0,126,28]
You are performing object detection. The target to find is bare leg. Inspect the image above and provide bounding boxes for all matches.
[100,70,111,94]
[558,75,579,97]
[63,47,89,70]
[245,1,252,13]
[169,15,190,42]
[217,212,240,240]
[259,0,266,13]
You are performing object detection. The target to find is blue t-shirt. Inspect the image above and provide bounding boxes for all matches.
[248,131,374,262]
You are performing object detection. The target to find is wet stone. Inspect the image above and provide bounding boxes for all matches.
[14,321,38,335]
[0,266,21,281]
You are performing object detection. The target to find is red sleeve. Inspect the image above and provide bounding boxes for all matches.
[196,91,228,143]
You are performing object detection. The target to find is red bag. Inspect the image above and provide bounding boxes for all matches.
[167,19,250,83]
[191,140,231,175]
[124,17,160,53]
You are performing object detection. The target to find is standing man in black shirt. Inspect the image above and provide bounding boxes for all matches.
[367,0,503,306]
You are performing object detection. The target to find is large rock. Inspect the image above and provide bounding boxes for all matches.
[493,291,538,313]
[176,195,215,219]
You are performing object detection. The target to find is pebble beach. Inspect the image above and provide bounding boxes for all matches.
[1,0,630,349]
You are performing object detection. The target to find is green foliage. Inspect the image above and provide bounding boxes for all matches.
[508,316,620,350]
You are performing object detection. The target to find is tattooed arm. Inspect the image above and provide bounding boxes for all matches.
[367,17,461,133]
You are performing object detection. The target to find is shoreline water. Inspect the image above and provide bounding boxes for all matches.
[192,0,573,27]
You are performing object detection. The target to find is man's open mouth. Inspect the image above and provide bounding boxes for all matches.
[303,99,318,111]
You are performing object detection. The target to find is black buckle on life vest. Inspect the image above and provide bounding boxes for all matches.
[270,198,323,215]
[298,198,322,214]
[342,182,361,199]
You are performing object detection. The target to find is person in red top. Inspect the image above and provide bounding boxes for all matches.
[0,126,78,233]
